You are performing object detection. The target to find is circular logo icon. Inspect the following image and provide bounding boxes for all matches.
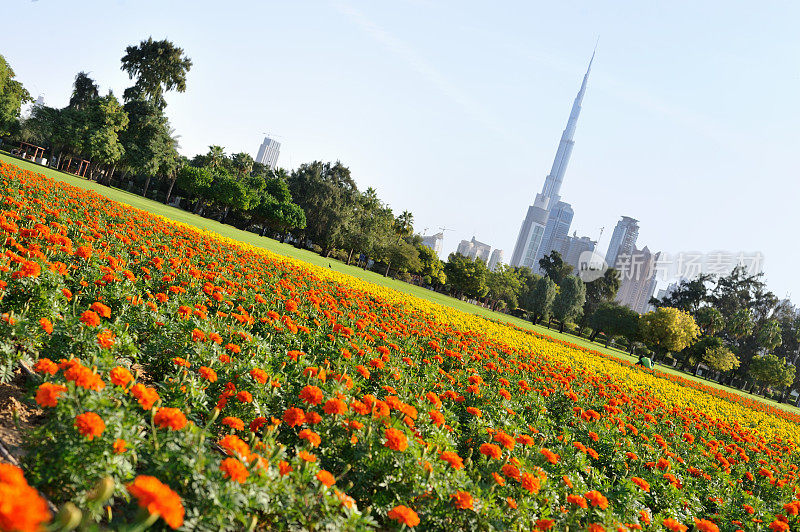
[577,250,608,283]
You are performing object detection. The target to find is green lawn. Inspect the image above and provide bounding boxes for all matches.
[3,151,798,415]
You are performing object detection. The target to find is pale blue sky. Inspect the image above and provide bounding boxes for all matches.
[4,1,799,298]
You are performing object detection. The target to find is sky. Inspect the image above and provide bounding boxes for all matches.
[3,1,799,299]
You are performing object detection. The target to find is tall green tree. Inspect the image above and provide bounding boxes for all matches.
[522,276,557,324]
[288,161,358,256]
[580,267,621,332]
[121,37,193,107]
[552,275,586,333]
[444,253,488,300]
[119,98,175,195]
[588,302,639,345]
[538,251,573,286]
[82,92,129,179]
[750,354,795,395]
[68,72,100,110]
[485,264,524,311]
[0,54,31,136]
[650,274,713,314]
[416,245,446,288]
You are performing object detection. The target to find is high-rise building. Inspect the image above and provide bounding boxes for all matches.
[510,51,594,271]
[563,233,596,272]
[616,245,660,314]
[457,237,491,262]
[255,137,281,168]
[605,216,639,269]
[488,249,504,272]
[421,232,444,257]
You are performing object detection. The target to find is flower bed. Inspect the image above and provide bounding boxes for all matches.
[1,160,799,531]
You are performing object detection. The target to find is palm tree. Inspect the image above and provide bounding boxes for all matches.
[395,210,414,240]
[207,145,225,170]
[69,72,100,110]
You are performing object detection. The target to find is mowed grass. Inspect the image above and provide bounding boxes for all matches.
[3,151,798,415]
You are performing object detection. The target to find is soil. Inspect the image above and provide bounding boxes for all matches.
[0,368,42,463]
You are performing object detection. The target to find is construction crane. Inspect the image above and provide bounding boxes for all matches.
[438,226,454,259]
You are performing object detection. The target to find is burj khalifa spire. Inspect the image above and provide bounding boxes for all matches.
[509,50,595,269]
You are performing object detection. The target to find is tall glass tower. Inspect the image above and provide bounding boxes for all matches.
[510,50,594,270]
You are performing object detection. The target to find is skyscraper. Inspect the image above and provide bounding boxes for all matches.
[421,232,444,257]
[563,233,596,272]
[255,137,281,168]
[488,249,504,272]
[616,245,660,314]
[510,51,594,270]
[605,216,640,268]
[457,237,491,262]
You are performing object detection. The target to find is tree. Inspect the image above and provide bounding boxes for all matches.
[416,245,446,288]
[119,98,174,194]
[485,265,524,311]
[522,276,556,324]
[68,72,100,110]
[395,211,414,240]
[538,251,573,286]
[121,37,193,106]
[694,306,724,336]
[750,354,795,395]
[288,161,358,256]
[588,302,639,345]
[639,307,700,360]
[650,274,713,314]
[82,93,129,179]
[0,54,32,136]
[702,344,740,374]
[444,253,488,300]
[551,275,586,333]
[580,267,621,332]
[177,165,213,209]
[231,152,254,176]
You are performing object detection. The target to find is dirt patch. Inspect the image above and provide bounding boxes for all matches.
[0,368,43,463]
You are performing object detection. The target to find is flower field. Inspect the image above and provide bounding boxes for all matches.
[1,160,799,532]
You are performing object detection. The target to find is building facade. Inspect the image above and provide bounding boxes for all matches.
[563,233,596,273]
[420,232,443,257]
[457,237,492,262]
[488,249,504,272]
[616,245,660,314]
[255,137,281,168]
[511,51,595,271]
[605,216,640,269]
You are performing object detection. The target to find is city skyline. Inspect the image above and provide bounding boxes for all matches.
[2,1,798,298]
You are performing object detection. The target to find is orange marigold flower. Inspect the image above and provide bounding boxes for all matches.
[299,385,324,406]
[451,491,474,510]
[631,476,650,492]
[479,443,503,459]
[520,472,541,494]
[96,329,115,349]
[279,460,293,476]
[0,463,52,531]
[33,358,58,374]
[75,412,105,440]
[306,411,322,424]
[316,470,335,487]
[587,524,605,532]
[584,490,609,510]
[113,439,127,454]
[466,406,482,417]
[429,410,445,426]
[566,494,588,509]
[110,366,133,387]
[540,448,560,464]
[65,364,105,391]
[220,457,249,483]
[493,431,515,450]
[283,407,306,427]
[127,475,184,529]
[249,416,268,432]
[298,450,317,462]
[249,368,269,384]
[224,343,241,353]
[439,451,464,470]
[536,518,555,530]
[16,259,41,278]
[502,464,521,481]
[236,391,253,403]
[39,317,53,334]
[516,434,535,446]
[506,497,518,509]
[768,521,790,532]
[388,505,420,527]
[90,302,111,318]
[384,428,409,451]
[693,519,720,532]
[191,328,206,342]
[299,429,322,448]
[35,382,67,407]
[219,434,251,459]
[80,310,101,327]
[492,472,506,486]
[323,398,347,415]
[222,416,245,431]
[154,408,188,431]
[131,383,160,410]
[199,366,217,383]
[285,299,298,312]
[663,518,688,532]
